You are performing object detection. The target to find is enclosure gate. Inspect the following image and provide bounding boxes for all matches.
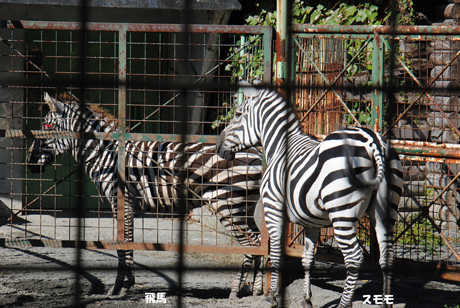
[286,24,460,280]
[0,21,272,256]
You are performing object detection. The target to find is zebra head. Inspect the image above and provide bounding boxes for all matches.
[27,93,77,174]
[216,79,263,161]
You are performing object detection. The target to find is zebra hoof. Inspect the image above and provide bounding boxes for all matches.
[107,281,133,297]
[253,289,263,297]
[264,295,278,308]
[300,298,313,308]
[229,291,238,299]
[119,281,134,297]
[107,285,120,296]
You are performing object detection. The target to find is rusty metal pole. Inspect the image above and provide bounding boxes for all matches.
[370,31,384,264]
[276,1,296,305]
[275,0,289,87]
[117,26,127,244]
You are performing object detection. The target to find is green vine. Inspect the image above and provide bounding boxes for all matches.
[214,1,417,129]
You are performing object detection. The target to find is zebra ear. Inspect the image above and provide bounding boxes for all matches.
[239,79,260,98]
[253,77,262,86]
[44,92,64,114]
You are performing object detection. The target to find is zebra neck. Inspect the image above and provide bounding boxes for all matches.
[260,105,302,165]
[70,109,118,167]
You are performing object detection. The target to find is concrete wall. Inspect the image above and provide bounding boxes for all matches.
[0,28,25,216]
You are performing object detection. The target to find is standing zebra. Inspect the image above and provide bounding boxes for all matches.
[26,93,264,298]
[216,79,403,308]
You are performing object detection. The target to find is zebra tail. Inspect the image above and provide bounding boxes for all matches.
[345,140,387,192]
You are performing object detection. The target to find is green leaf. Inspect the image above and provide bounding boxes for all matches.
[343,6,356,18]
[310,10,322,24]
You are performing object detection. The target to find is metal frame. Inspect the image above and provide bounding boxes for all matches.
[0,21,272,255]
[287,24,460,279]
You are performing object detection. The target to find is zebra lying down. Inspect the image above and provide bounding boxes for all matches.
[26,93,264,298]
[217,79,403,308]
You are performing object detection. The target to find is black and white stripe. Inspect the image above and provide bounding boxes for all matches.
[217,80,403,308]
[27,93,264,298]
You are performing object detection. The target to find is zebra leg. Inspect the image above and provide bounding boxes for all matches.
[300,228,319,308]
[107,249,135,296]
[378,228,394,308]
[108,202,136,296]
[334,223,363,308]
[228,254,263,298]
[229,254,253,299]
[264,218,283,308]
[253,255,264,296]
[371,213,396,308]
[374,170,401,308]
[120,249,135,296]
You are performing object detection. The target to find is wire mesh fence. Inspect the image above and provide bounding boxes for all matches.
[0,20,272,307]
[290,24,460,271]
[1,21,271,250]
[2,5,460,308]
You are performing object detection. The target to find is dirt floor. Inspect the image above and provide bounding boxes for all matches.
[1,245,460,307]
[0,214,459,307]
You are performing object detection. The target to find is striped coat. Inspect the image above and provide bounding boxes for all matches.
[217,80,403,308]
[27,93,264,298]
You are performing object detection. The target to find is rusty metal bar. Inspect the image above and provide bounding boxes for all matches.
[398,155,460,165]
[1,168,81,226]
[116,26,127,242]
[286,225,304,248]
[292,24,460,36]
[292,134,460,160]
[391,140,460,159]
[371,30,383,132]
[0,238,269,255]
[2,130,218,143]
[4,20,271,35]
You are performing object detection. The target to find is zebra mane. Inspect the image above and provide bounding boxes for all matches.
[263,85,303,131]
[57,93,118,131]
[268,86,320,139]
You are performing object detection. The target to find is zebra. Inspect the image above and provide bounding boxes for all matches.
[26,92,264,298]
[216,79,403,308]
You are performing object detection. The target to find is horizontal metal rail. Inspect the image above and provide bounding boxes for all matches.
[4,20,271,34]
[9,128,460,160]
[0,238,269,255]
[293,24,460,37]
[2,129,218,143]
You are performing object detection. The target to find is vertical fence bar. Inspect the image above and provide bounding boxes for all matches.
[117,26,127,242]
[263,27,273,83]
[370,32,385,262]
[372,32,384,132]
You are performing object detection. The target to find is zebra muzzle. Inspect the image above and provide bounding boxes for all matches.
[216,145,235,161]
[216,134,236,161]
[26,151,51,174]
